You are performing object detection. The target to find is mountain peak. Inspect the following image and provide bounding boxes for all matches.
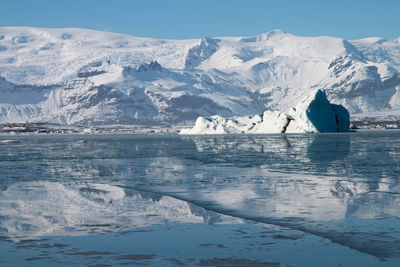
[0,26,400,125]
[136,61,162,72]
[268,29,286,35]
[257,29,287,41]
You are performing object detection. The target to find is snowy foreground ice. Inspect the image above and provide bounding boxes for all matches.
[181,89,350,134]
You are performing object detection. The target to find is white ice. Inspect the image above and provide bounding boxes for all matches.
[180,89,350,134]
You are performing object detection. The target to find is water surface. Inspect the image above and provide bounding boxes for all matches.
[0,131,399,266]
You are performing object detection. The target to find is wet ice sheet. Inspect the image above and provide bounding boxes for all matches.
[0,132,400,265]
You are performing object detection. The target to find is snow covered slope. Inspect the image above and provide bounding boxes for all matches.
[0,27,400,125]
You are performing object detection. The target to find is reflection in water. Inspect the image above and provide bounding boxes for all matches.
[180,133,400,259]
[0,182,236,241]
[0,132,400,261]
[306,133,350,163]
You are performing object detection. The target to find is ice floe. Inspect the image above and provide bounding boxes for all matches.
[180,89,350,134]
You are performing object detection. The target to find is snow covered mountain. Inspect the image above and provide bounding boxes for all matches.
[0,27,400,125]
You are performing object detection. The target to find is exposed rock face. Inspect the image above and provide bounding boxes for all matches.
[185,37,220,68]
[180,90,350,134]
[136,60,163,72]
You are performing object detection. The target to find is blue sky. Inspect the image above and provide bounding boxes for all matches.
[1,0,399,40]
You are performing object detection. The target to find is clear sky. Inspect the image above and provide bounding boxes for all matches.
[1,0,399,40]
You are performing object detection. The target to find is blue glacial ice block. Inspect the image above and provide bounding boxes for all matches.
[331,104,350,132]
[305,90,338,132]
[180,89,351,134]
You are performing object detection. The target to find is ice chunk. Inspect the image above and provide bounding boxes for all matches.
[331,104,350,132]
[180,89,350,134]
[286,89,338,133]
[180,115,262,134]
[180,116,231,134]
[254,111,290,133]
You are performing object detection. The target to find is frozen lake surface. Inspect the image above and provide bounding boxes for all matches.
[0,131,399,266]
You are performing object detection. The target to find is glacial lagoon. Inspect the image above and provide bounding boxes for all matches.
[0,131,399,266]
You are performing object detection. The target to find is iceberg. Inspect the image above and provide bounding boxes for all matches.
[179,115,262,134]
[180,89,350,134]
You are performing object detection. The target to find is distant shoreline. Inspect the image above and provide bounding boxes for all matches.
[0,120,399,135]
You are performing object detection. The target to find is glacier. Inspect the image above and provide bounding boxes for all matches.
[180,89,350,134]
[0,27,399,125]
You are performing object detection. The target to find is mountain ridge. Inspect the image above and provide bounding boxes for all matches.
[0,27,400,125]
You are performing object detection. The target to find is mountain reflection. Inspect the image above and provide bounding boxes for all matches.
[0,182,238,241]
[179,133,400,258]
[0,133,399,258]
